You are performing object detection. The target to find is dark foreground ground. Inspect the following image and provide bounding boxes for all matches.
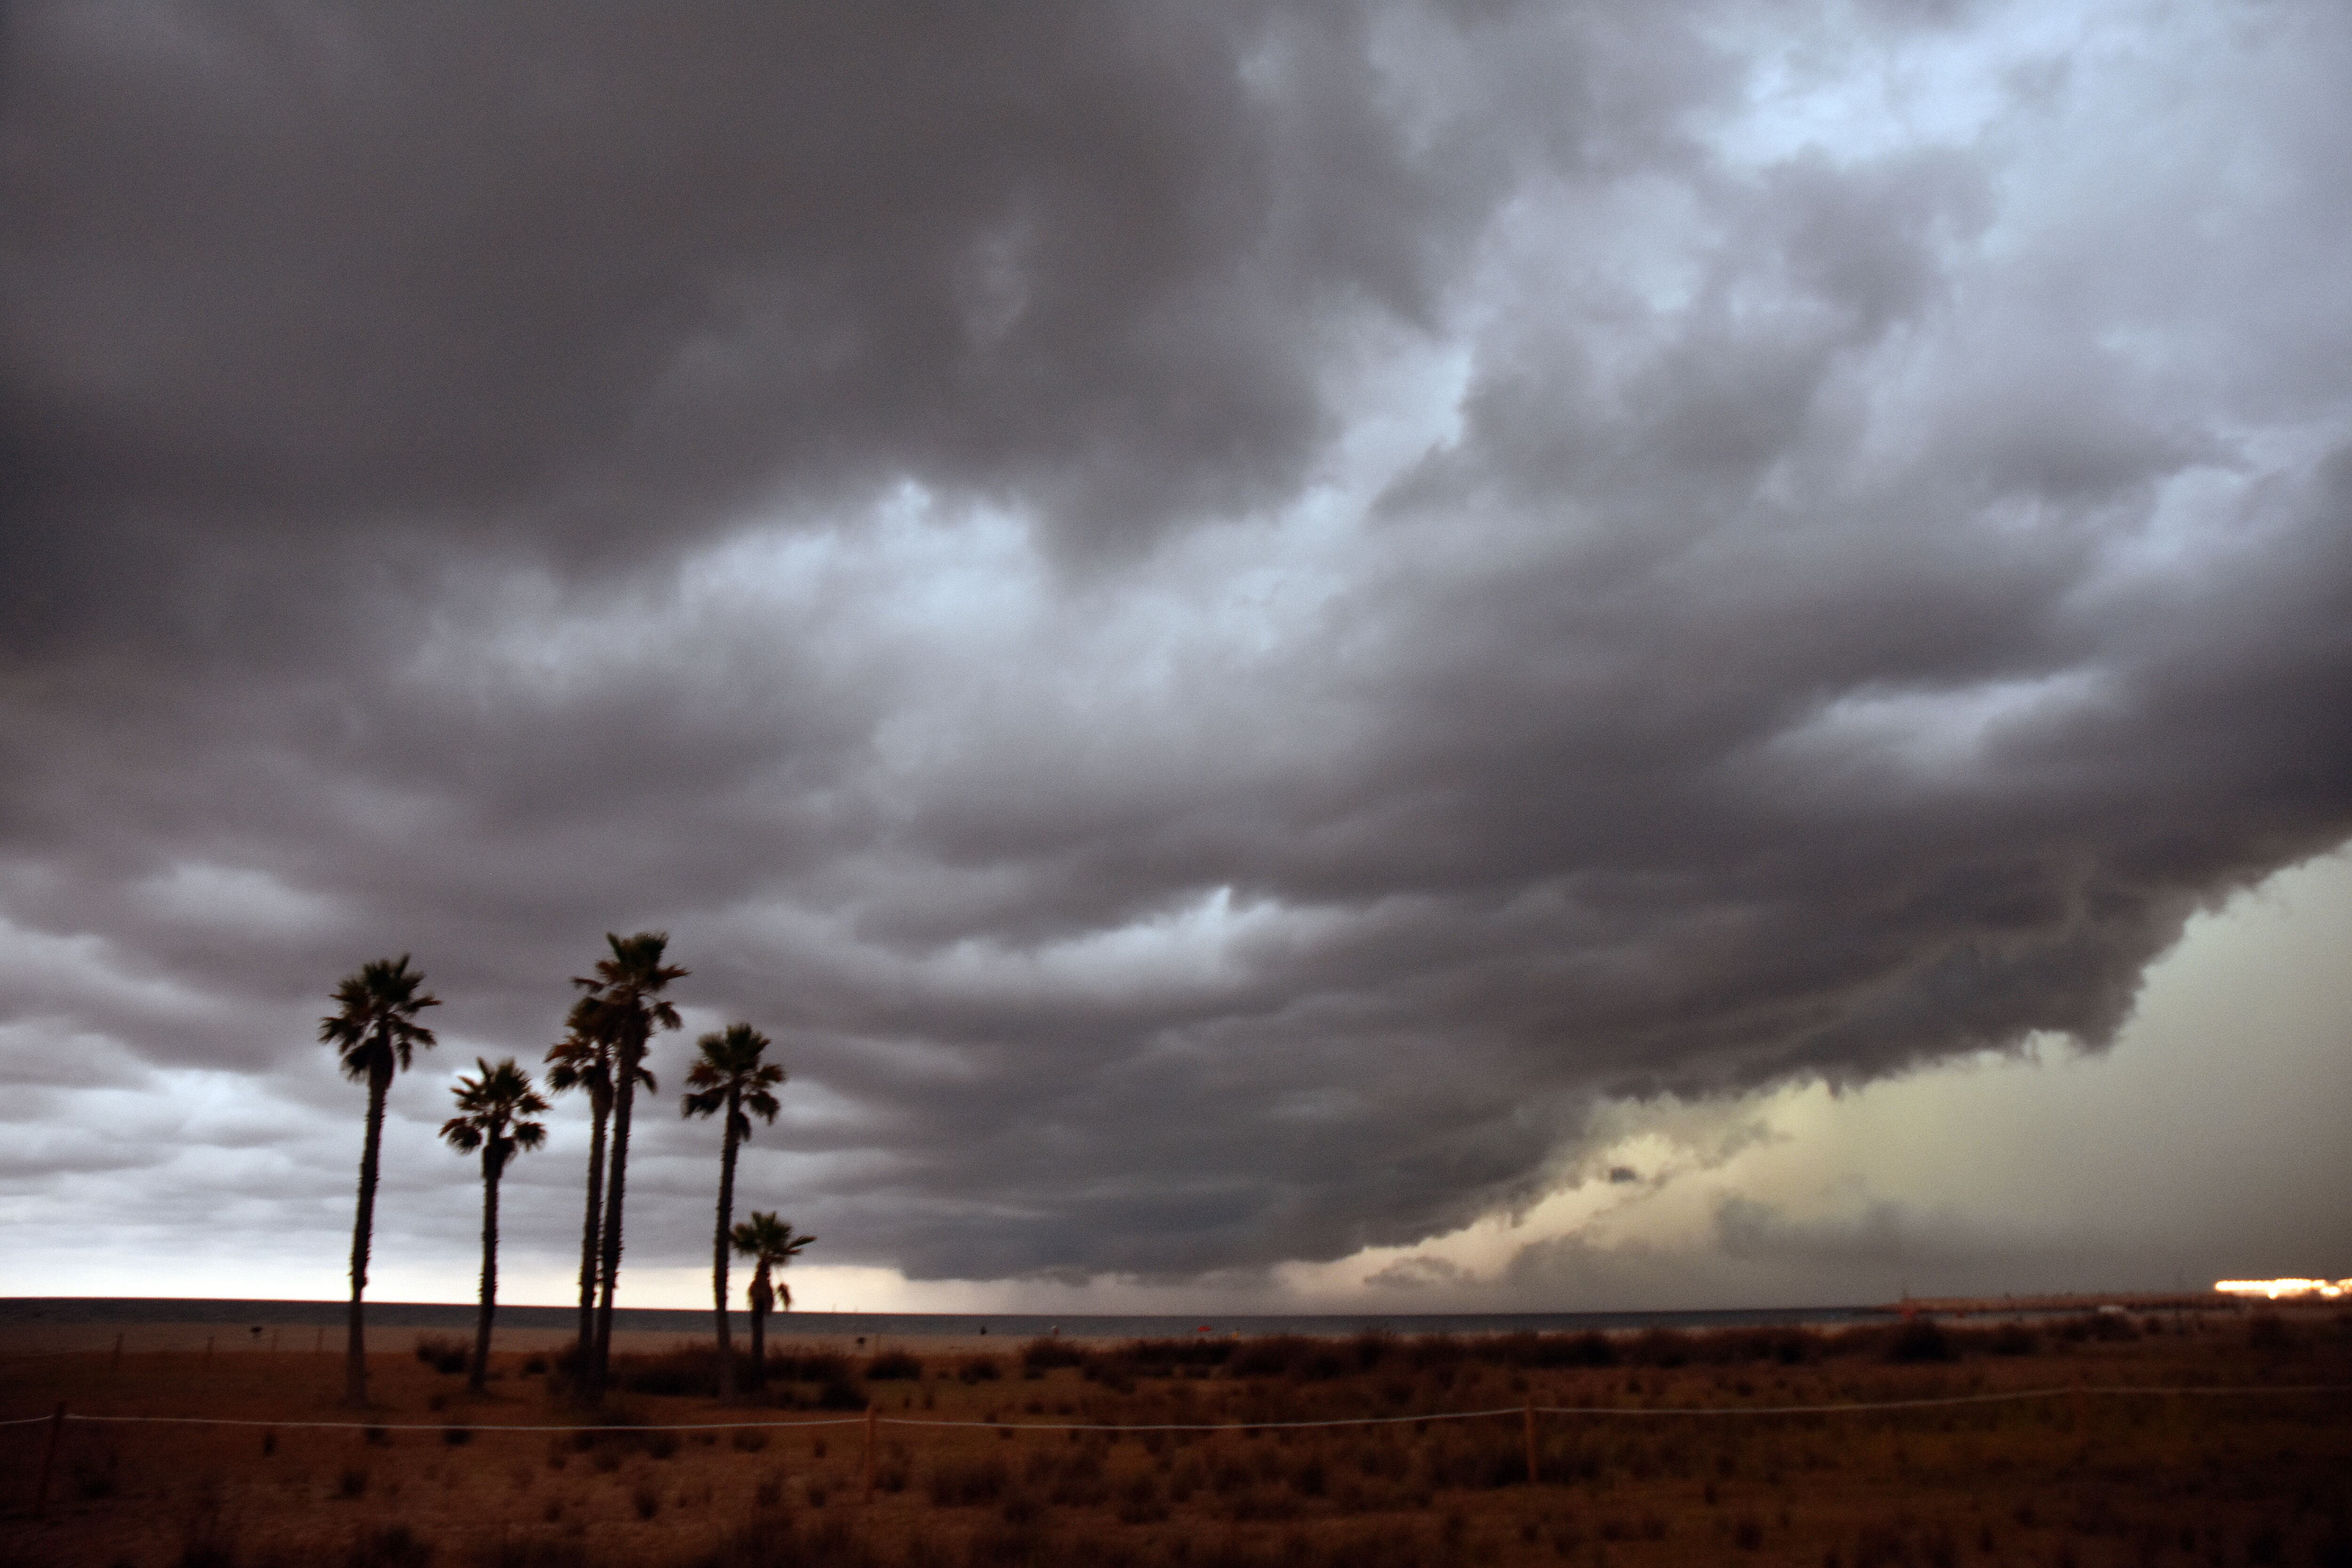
[3,1308,2347,1568]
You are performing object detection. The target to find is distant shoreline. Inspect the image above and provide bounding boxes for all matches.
[8,1294,2269,1330]
[0,1292,2286,1362]
[0,1295,1880,1345]
[1876,1291,2248,1317]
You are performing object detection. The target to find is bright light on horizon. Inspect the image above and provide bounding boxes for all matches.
[2214,1277,2351,1301]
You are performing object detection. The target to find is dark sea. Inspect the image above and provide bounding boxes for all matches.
[0,1297,1880,1338]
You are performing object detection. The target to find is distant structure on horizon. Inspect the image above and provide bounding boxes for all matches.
[2214,1277,2350,1301]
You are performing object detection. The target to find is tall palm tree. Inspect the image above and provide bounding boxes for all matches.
[681,1023,786,1398]
[543,995,653,1363]
[440,1058,549,1393]
[574,931,687,1400]
[319,955,439,1407]
[728,1212,814,1394]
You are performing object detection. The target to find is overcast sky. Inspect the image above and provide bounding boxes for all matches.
[3,0,2347,1314]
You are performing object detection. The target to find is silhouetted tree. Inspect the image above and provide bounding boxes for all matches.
[573,931,687,1400]
[440,1058,548,1392]
[682,1022,786,1398]
[543,994,652,1362]
[729,1212,814,1393]
[319,955,439,1406]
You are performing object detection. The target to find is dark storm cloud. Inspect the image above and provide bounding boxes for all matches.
[2,0,1493,636]
[3,0,2350,1288]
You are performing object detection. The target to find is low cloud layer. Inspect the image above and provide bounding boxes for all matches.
[4,0,2349,1295]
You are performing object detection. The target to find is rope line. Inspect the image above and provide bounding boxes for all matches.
[58,1414,868,1433]
[883,1407,1527,1433]
[8,1384,2342,1435]
[1527,1385,2352,1417]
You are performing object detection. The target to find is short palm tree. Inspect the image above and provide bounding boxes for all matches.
[543,994,654,1362]
[320,955,439,1406]
[440,1058,549,1392]
[681,1023,786,1397]
[728,1212,814,1393]
[574,931,687,1400]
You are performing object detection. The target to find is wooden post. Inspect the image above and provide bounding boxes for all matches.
[863,1405,877,1504]
[1523,1396,1539,1486]
[33,1403,66,1519]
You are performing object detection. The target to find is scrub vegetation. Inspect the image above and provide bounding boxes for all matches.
[4,1311,2347,1567]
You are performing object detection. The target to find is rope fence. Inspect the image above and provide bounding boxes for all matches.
[13,1382,2347,1519]
[8,1381,2345,1434]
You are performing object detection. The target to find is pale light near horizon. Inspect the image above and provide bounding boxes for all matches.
[2214,1278,2351,1301]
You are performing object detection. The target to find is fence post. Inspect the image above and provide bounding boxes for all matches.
[33,1403,66,1519]
[1523,1396,1539,1486]
[863,1405,877,1503]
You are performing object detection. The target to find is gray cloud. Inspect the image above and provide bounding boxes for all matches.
[1496,1194,2136,1311]
[2,0,2349,1294]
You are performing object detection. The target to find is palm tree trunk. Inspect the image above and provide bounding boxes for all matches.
[749,1266,770,1393]
[471,1146,502,1393]
[590,1034,643,1400]
[574,1089,608,1365]
[345,1063,390,1407]
[713,1094,741,1399]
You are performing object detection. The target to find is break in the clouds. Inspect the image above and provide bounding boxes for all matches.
[3,0,2349,1295]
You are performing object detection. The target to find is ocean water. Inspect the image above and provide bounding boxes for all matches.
[0,1297,1879,1338]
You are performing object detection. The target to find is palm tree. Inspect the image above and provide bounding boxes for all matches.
[440,1058,549,1393]
[574,931,687,1400]
[681,1023,786,1398]
[319,955,440,1406]
[728,1212,814,1393]
[543,995,653,1364]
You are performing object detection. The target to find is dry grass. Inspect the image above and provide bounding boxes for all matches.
[2,1310,2347,1567]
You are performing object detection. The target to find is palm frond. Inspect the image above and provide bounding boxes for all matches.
[441,1057,550,1164]
[320,955,440,1081]
[681,1022,788,1128]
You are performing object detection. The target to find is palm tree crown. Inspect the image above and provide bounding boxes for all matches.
[320,954,440,1082]
[546,993,660,1103]
[576,932,687,1040]
[731,1212,816,1301]
[440,1057,551,1170]
[682,1022,786,1130]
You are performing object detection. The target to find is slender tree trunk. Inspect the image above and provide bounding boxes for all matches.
[749,1268,771,1393]
[573,1088,609,1365]
[589,1031,644,1400]
[713,1092,741,1400]
[345,1063,390,1407]
[471,1145,503,1393]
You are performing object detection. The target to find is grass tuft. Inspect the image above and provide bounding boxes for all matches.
[414,1334,470,1376]
[866,1350,923,1380]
